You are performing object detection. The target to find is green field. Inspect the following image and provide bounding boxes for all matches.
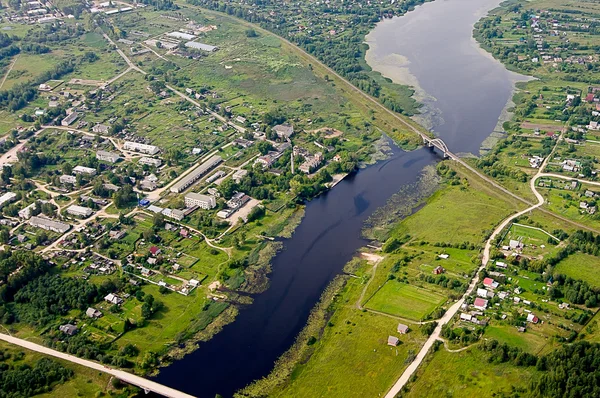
[484,325,550,355]
[554,252,600,288]
[365,281,446,321]
[275,276,426,398]
[392,164,523,245]
[405,347,537,397]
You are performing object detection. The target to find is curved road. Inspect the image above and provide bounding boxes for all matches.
[384,135,560,397]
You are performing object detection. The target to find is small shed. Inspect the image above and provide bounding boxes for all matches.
[387,336,400,346]
[397,324,409,334]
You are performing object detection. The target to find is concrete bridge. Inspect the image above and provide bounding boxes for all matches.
[0,333,196,398]
[421,135,456,160]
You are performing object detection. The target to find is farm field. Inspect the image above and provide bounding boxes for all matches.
[365,281,447,321]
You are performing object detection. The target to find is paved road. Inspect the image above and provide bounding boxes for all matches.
[384,132,559,397]
[0,333,195,398]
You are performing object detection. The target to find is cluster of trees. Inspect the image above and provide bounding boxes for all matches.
[441,324,483,346]
[531,341,600,397]
[548,275,600,308]
[421,274,466,293]
[12,274,101,326]
[0,357,73,397]
[0,251,52,307]
[479,339,538,367]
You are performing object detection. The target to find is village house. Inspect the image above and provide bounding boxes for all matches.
[397,323,409,334]
[387,336,399,346]
[433,266,444,275]
[86,307,102,319]
[149,246,161,256]
[0,192,17,208]
[473,297,488,310]
[59,324,78,336]
[104,293,123,305]
[527,313,539,324]
[483,277,499,289]
[92,124,110,134]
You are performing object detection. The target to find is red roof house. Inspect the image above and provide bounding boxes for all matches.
[149,246,161,256]
[473,297,488,310]
[586,93,595,102]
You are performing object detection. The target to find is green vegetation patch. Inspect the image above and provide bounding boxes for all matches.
[554,252,600,288]
[365,281,446,321]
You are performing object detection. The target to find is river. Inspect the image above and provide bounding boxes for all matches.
[365,0,530,155]
[157,0,525,396]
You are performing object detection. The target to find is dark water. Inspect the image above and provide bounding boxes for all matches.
[155,146,437,397]
[365,0,530,155]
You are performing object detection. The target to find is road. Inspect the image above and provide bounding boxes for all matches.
[0,54,18,89]
[102,33,146,75]
[0,333,195,398]
[166,84,247,134]
[384,131,562,397]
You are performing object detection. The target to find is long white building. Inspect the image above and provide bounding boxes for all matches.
[170,155,222,193]
[123,141,160,155]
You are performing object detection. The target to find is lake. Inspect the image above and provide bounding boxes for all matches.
[365,0,530,155]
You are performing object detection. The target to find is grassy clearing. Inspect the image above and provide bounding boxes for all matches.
[405,347,537,397]
[365,281,446,321]
[484,325,550,354]
[275,273,426,398]
[392,181,520,245]
[554,252,600,288]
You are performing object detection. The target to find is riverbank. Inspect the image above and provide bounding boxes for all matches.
[364,0,531,156]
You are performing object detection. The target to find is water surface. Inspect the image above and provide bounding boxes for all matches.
[156,147,437,397]
[365,0,530,155]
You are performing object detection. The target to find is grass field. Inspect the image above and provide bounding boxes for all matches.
[554,252,600,288]
[405,347,537,397]
[484,325,550,355]
[365,281,446,321]
[275,275,426,398]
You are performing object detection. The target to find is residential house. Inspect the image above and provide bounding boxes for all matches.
[61,112,79,126]
[104,293,123,305]
[433,266,444,275]
[123,141,160,155]
[85,307,102,319]
[473,297,488,310]
[73,165,97,176]
[149,246,161,256]
[59,324,78,336]
[387,336,399,346]
[483,277,499,289]
[60,175,77,185]
[0,192,17,208]
[273,124,294,139]
[96,150,120,163]
[139,157,162,167]
[29,216,70,233]
[66,205,93,218]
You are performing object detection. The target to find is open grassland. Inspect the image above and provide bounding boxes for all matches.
[554,252,600,288]
[404,347,537,398]
[484,325,551,355]
[365,281,446,321]
[274,274,427,398]
[391,173,522,245]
